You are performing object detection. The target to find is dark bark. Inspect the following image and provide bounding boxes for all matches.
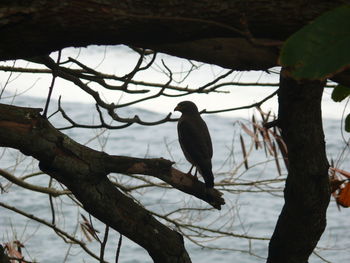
[0,103,201,263]
[149,38,278,71]
[267,68,330,263]
[0,0,345,71]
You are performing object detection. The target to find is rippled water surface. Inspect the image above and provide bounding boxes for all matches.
[1,95,350,263]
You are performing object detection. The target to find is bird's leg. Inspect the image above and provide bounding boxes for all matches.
[193,168,198,180]
[187,165,194,175]
[187,165,198,180]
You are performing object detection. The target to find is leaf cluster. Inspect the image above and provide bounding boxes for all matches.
[279,5,350,132]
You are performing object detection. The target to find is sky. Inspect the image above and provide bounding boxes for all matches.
[0,45,348,120]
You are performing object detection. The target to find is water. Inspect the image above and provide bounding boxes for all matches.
[1,94,350,263]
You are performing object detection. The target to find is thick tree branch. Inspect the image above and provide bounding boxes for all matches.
[2,1,349,83]
[148,38,278,71]
[0,103,224,208]
[103,155,224,209]
[0,103,196,263]
[0,0,344,71]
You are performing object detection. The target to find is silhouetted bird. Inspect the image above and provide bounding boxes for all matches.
[174,101,214,188]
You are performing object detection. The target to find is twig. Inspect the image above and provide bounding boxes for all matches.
[202,90,278,114]
[43,50,61,117]
[0,202,109,263]
[100,226,109,263]
[0,169,70,196]
[48,177,56,225]
[115,234,122,263]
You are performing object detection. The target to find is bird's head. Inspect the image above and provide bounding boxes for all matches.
[174,101,199,114]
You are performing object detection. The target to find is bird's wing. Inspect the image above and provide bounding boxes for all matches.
[178,116,213,165]
[202,119,213,158]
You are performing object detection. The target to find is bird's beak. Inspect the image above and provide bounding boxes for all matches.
[174,105,180,112]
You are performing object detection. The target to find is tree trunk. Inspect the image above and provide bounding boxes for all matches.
[267,68,330,263]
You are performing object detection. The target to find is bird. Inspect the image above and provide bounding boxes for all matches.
[174,101,214,188]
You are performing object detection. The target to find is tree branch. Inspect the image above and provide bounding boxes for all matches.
[0,103,195,263]
[0,201,108,262]
[0,0,344,71]
[0,168,70,196]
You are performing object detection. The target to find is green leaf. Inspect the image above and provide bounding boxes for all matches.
[345,114,350,133]
[331,85,350,102]
[279,5,350,80]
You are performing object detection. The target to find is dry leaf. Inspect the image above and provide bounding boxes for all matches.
[241,122,256,138]
[331,167,350,179]
[330,178,346,193]
[272,142,282,176]
[241,122,261,149]
[336,182,350,208]
[239,134,248,170]
[5,241,24,263]
[80,214,100,242]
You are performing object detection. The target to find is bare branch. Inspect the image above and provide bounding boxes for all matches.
[202,90,278,114]
[0,201,108,263]
[0,168,70,196]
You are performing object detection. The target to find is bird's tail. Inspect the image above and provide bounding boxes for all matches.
[202,169,214,188]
